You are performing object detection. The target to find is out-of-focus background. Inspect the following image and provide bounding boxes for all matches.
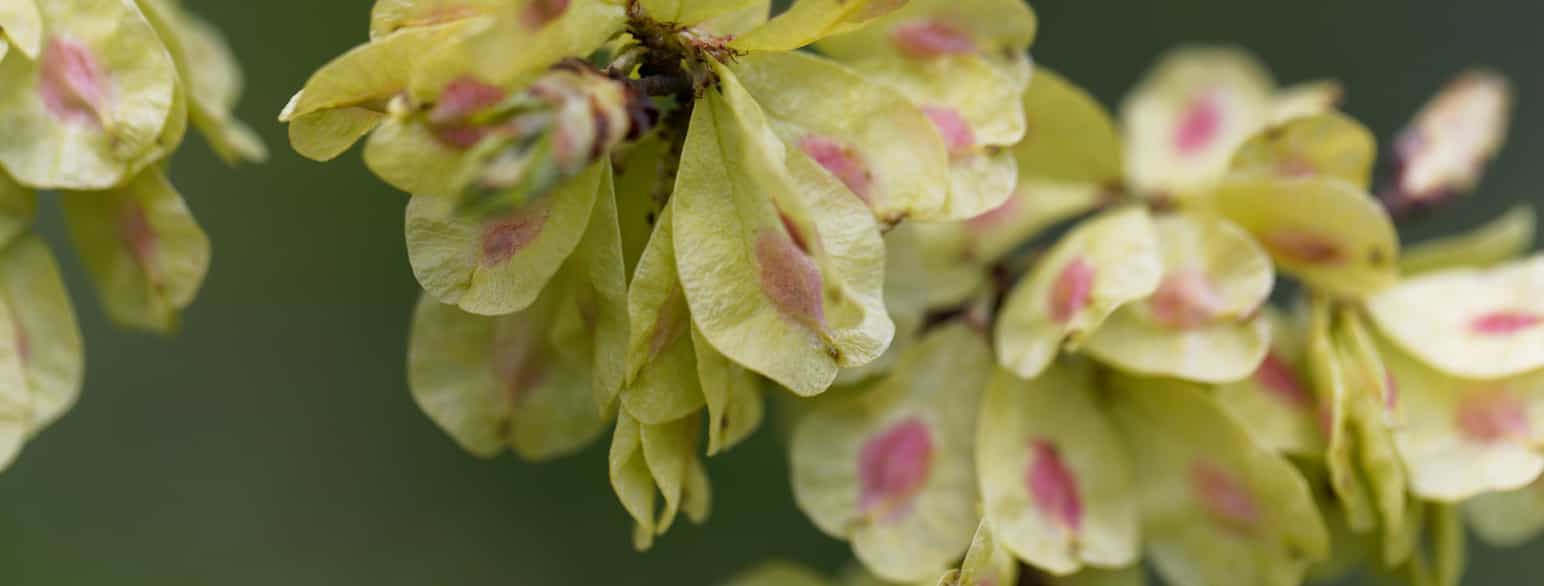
[0,0,1539,584]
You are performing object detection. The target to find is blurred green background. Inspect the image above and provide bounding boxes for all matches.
[0,0,1540,584]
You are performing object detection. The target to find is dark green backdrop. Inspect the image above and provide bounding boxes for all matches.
[0,0,1539,584]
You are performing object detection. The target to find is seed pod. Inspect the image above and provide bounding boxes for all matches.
[977,360,1139,575]
[1107,372,1330,586]
[136,0,267,164]
[406,169,623,459]
[404,161,604,316]
[732,51,954,223]
[282,19,484,160]
[407,0,625,103]
[0,0,179,190]
[0,233,83,472]
[791,324,990,583]
[1083,212,1274,384]
[1121,47,1275,200]
[1380,70,1512,212]
[61,168,210,334]
[1014,67,1123,189]
[1367,254,1544,380]
[0,0,42,60]
[1230,112,1376,189]
[1213,306,1324,456]
[995,206,1162,380]
[1214,174,1399,299]
[1466,478,1544,547]
[1381,331,1544,502]
[673,62,890,397]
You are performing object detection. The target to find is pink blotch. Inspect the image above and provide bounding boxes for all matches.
[1254,352,1312,410]
[1262,230,1344,265]
[117,202,159,281]
[1274,156,1319,178]
[521,0,570,29]
[1190,461,1260,533]
[858,418,935,521]
[1384,370,1400,412]
[755,228,825,328]
[479,206,549,266]
[1049,258,1095,324]
[966,194,1021,232]
[1456,389,1530,444]
[890,19,977,59]
[923,106,977,158]
[1148,269,1226,329]
[1174,91,1224,156]
[433,126,491,150]
[800,135,874,205]
[647,297,686,362]
[431,77,508,125]
[12,320,29,367]
[1471,311,1543,336]
[38,37,111,127]
[1026,439,1084,533]
[491,321,548,415]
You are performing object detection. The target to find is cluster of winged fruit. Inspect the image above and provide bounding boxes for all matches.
[285,1,1542,585]
[0,0,262,473]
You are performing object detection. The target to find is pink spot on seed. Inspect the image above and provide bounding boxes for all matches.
[1262,230,1344,265]
[800,135,874,205]
[1190,461,1259,533]
[117,202,159,283]
[923,106,976,158]
[12,320,29,367]
[1384,370,1400,412]
[859,418,934,522]
[479,206,549,266]
[1148,269,1226,329]
[491,320,547,419]
[1049,257,1095,324]
[756,228,825,328]
[647,297,686,362]
[1026,439,1084,533]
[1471,311,1543,336]
[521,0,570,28]
[1174,91,1224,156]
[39,37,110,127]
[890,19,977,59]
[966,194,1021,232]
[431,77,508,125]
[1456,389,1530,444]
[1254,352,1312,410]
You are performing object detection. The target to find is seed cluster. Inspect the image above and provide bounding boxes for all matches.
[0,0,262,474]
[281,2,1537,585]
